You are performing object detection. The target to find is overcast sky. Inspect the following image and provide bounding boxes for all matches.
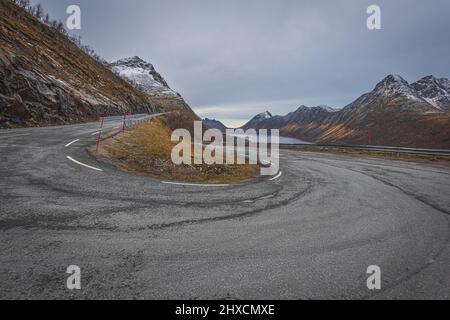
[32,0,450,127]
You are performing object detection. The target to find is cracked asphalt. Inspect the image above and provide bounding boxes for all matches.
[1,116,450,299]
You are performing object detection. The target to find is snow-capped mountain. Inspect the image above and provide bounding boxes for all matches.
[412,76,450,111]
[255,111,273,120]
[242,106,335,131]
[316,105,336,112]
[241,111,273,130]
[240,74,450,148]
[109,56,180,98]
[374,74,424,101]
[338,74,440,119]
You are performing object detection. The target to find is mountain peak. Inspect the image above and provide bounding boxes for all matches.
[110,56,154,71]
[256,111,273,119]
[110,56,179,97]
[125,56,144,62]
[240,111,273,130]
[371,74,429,106]
[203,118,227,131]
[292,105,334,114]
[315,104,335,112]
[312,104,336,112]
[412,75,450,110]
[294,105,309,112]
[421,75,437,81]
[378,74,409,86]
[415,75,450,86]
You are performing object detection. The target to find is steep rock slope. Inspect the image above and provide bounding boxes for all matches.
[0,1,189,128]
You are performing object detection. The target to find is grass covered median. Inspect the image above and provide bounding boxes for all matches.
[90,112,260,184]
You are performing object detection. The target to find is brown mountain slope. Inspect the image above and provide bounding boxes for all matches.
[313,107,450,148]
[243,75,450,149]
[0,0,190,128]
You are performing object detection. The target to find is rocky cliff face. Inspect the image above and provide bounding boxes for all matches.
[0,1,191,128]
[242,75,450,148]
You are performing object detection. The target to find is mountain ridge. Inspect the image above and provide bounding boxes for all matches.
[203,118,228,132]
[411,75,450,111]
[241,74,450,148]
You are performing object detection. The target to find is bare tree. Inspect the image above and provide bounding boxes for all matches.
[16,0,30,9]
[56,20,66,34]
[9,0,107,66]
[34,4,44,20]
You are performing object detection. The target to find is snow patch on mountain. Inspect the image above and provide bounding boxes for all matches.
[254,111,273,120]
[374,74,425,102]
[109,56,180,98]
[261,111,273,119]
[316,105,336,112]
[412,75,450,111]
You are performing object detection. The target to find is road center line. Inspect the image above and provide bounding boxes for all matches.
[66,156,103,172]
[65,139,80,147]
[162,181,229,187]
[269,171,283,181]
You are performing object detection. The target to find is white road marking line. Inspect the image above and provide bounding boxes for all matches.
[65,139,80,147]
[260,159,272,165]
[66,156,103,172]
[162,181,229,187]
[91,131,101,135]
[237,155,274,166]
[269,171,283,181]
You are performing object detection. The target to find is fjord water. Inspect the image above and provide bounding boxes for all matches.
[230,133,311,145]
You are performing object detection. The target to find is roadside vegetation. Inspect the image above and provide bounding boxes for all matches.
[91,111,260,184]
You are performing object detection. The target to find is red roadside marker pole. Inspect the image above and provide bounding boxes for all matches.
[122,112,127,132]
[368,128,372,145]
[96,116,104,153]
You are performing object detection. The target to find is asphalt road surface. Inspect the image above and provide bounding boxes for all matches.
[1,116,449,299]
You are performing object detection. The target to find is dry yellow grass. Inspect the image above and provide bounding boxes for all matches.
[91,114,259,184]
